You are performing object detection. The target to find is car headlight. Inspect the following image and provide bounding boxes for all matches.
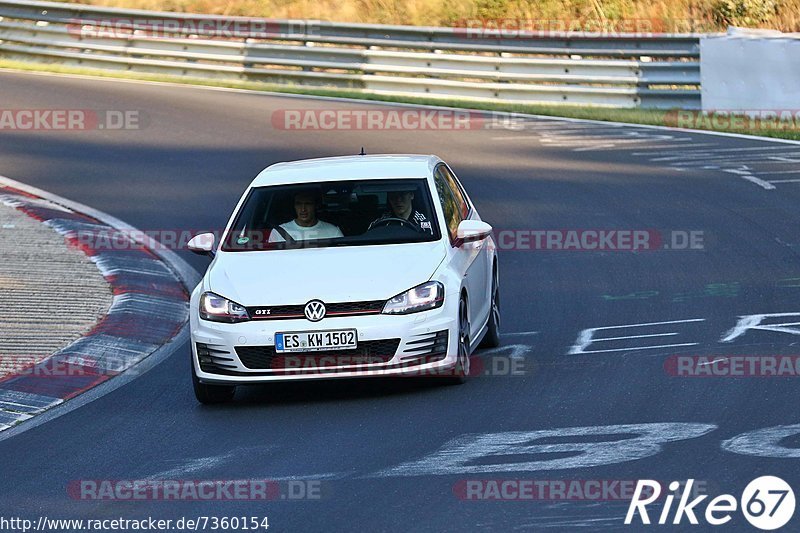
[199,292,250,323]
[382,281,444,315]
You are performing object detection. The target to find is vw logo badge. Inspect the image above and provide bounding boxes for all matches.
[304,300,326,322]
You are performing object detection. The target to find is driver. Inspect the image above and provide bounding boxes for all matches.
[368,189,433,235]
[269,189,343,242]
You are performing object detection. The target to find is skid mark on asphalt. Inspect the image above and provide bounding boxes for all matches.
[475,343,535,377]
[144,451,246,480]
[143,449,350,481]
[479,344,533,364]
[669,151,800,166]
[516,515,627,530]
[491,118,800,190]
[643,145,790,161]
[256,472,353,481]
[483,343,532,354]
[503,331,539,337]
[632,145,800,190]
[495,334,538,358]
[491,120,695,153]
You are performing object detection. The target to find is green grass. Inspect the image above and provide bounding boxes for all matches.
[2,58,798,141]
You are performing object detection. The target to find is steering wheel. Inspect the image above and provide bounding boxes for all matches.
[369,217,421,232]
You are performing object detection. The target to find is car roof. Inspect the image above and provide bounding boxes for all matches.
[250,154,442,187]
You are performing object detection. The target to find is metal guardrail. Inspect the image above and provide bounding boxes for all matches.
[0,0,702,108]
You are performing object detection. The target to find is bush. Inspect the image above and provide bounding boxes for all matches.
[712,0,780,26]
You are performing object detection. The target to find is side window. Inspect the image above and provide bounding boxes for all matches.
[438,165,469,219]
[434,166,464,241]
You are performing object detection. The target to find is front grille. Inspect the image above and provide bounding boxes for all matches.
[400,330,448,364]
[327,301,385,315]
[236,339,401,370]
[196,343,238,374]
[246,300,385,320]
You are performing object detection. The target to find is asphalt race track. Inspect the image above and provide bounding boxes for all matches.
[2,70,800,531]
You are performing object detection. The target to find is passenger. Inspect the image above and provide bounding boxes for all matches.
[269,190,343,242]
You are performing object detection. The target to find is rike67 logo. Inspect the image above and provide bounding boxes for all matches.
[626,476,795,530]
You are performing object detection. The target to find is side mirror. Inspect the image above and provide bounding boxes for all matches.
[187,232,216,256]
[456,220,493,246]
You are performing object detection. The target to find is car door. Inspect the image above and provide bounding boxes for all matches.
[433,164,491,337]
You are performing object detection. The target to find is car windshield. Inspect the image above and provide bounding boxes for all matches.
[221,178,441,251]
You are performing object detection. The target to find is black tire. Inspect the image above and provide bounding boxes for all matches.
[443,296,471,385]
[480,266,501,349]
[192,367,236,404]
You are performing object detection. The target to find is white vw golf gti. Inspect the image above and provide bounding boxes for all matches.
[188,155,499,403]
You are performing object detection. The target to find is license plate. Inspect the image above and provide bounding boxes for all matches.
[275,329,357,353]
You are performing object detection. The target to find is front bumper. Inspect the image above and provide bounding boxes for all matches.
[190,301,459,384]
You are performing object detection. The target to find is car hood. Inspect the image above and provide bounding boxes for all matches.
[207,242,446,306]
